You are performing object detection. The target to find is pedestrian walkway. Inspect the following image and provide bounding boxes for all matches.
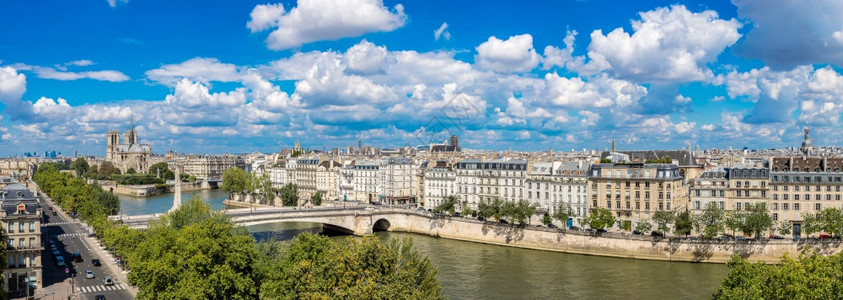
[47,232,89,238]
[43,221,75,226]
[77,283,127,293]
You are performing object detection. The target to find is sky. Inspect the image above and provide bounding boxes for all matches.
[2,0,843,156]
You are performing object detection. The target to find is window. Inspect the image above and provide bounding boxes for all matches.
[783,203,789,210]
[773,194,779,200]
[17,222,23,232]
[6,222,12,233]
[28,221,34,232]
[773,203,779,210]
[720,201,725,210]
[795,194,800,201]
[736,202,742,210]
[773,213,778,221]
[794,203,801,211]
[645,202,650,210]
[816,203,822,211]
[784,194,789,200]
[694,201,700,210]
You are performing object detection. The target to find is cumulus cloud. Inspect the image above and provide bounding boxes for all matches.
[146,57,241,86]
[475,34,540,73]
[576,5,741,83]
[434,22,450,41]
[12,64,129,82]
[542,30,581,70]
[0,67,34,121]
[165,79,246,109]
[542,73,646,109]
[343,40,390,75]
[248,0,406,50]
[107,0,128,8]
[733,0,843,69]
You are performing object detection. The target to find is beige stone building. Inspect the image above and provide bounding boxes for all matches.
[588,163,687,230]
[1,183,42,297]
[106,122,152,173]
[769,156,843,236]
[316,160,340,202]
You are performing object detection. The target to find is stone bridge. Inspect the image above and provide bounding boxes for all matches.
[116,207,418,236]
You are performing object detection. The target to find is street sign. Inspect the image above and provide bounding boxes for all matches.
[65,268,69,274]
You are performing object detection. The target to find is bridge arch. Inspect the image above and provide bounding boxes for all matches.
[373,218,391,232]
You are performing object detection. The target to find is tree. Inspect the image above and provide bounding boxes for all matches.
[508,199,537,224]
[477,198,504,220]
[255,173,273,205]
[541,213,552,226]
[279,183,299,206]
[713,250,843,299]
[148,162,171,179]
[432,195,458,215]
[619,220,632,231]
[694,202,725,239]
[70,157,89,177]
[258,233,444,299]
[584,207,615,231]
[552,202,574,227]
[460,201,472,217]
[98,161,121,177]
[777,221,792,236]
[802,207,843,237]
[128,198,260,299]
[674,210,693,236]
[126,167,137,174]
[635,220,652,233]
[599,158,612,163]
[311,192,323,206]
[221,167,247,200]
[743,203,774,238]
[652,210,674,235]
[725,212,745,237]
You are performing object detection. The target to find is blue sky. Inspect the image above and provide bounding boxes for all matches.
[2,0,843,156]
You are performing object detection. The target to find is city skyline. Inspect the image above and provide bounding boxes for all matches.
[2,0,843,156]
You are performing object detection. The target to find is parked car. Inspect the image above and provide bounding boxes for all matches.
[819,233,832,239]
[52,211,57,215]
[364,207,374,211]
[95,295,106,300]
[735,236,747,241]
[52,249,60,256]
[633,230,642,235]
[477,216,485,221]
[85,270,95,279]
[597,228,608,233]
[718,236,731,241]
[499,219,509,224]
[48,206,53,210]
[73,252,83,262]
[453,212,462,217]
[650,231,663,237]
[547,224,558,229]
[568,226,580,231]
[92,259,101,266]
[769,234,784,239]
[416,207,425,212]
[103,277,114,286]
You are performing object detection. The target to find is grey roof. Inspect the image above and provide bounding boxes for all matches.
[114,144,152,153]
[599,150,697,166]
[1,184,38,215]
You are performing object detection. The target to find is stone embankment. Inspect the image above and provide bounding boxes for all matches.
[378,211,842,263]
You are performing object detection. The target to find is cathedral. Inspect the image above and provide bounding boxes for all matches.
[106,121,152,173]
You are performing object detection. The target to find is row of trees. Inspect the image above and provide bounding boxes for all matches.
[37,162,443,299]
[221,167,276,205]
[714,250,843,299]
[802,207,843,237]
[692,202,774,238]
[34,163,121,216]
[476,198,538,224]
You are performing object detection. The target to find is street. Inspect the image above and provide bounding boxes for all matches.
[40,196,133,300]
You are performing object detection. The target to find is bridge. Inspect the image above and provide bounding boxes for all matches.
[114,205,417,236]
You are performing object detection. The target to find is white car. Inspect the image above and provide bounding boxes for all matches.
[85,270,95,279]
[103,276,114,286]
[364,207,374,211]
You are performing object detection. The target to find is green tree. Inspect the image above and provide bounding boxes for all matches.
[619,220,632,231]
[802,207,843,237]
[694,202,726,239]
[311,191,323,206]
[258,233,443,300]
[713,250,843,299]
[70,157,89,177]
[477,198,504,220]
[432,195,458,215]
[552,202,574,227]
[279,183,299,206]
[98,161,121,177]
[255,173,273,205]
[599,158,612,163]
[777,221,792,236]
[188,175,196,183]
[652,210,674,235]
[128,198,260,299]
[743,203,774,238]
[674,210,693,236]
[148,162,171,179]
[126,167,137,174]
[584,207,616,231]
[541,213,552,226]
[221,167,247,200]
[460,201,472,217]
[725,211,745,237]
[635,220,652,233]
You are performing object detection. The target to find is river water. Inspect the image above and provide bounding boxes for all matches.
[121,190,729,299]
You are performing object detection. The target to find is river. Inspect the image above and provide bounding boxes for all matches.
[120,191,729,299]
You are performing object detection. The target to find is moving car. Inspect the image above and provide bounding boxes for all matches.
[56,256,66,267]
[85,270,95,279]
[73,252,83,262]
[103,276,114,286]
[95,295,106,300]
[52,211,57,215]
[92,259,101,266]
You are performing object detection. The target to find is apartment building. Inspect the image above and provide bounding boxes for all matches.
[769,156,843,236]
[455,158,528,210]
[552,161,590,224]
[690,168,728,211]
[353,160,381,203]
[423,166,456,210]
[381,157,416,205]
[269,163,288,188]
[294,158,320,200]
[588,163,687,229]
[316,160,340,201]
[182,155,241,180]
[1,183,42,297]
[726,167,769,211]
[338,164,354,202]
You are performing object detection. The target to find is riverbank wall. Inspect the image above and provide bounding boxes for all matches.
[106,181,212,197]
[378,212,842,263]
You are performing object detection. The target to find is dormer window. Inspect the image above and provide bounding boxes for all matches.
[16,204,25,214]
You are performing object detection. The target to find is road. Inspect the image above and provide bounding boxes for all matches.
[40,196,134,300]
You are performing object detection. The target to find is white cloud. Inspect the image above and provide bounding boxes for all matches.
[146,57,240,86]
[11,64,128,82]
[249,0,406,50]
[577,5,741,83]
[107,0,128,8]
[434,22,450,41]
[701,124,715,131]
[542,30,581,70]
[164,79,246,109]
[293,52,396,107]
[542,73,646,109]
[343,40,390,75]
[733,0,843,69]
[67,60,94,67]
[475,34,540,73]
[0,67,26,102]
[247,3,286,32]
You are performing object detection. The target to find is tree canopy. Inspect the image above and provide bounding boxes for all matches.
[674,210,693,236]
[310,191,323,206]
[713,250,843,299]
[70,158,89,177]
[652,210,674,235]
[280,183,299,206]
[803,207,843,237]
[694,202,725,238]
[432,195,458,215]
[584,207,615,230]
